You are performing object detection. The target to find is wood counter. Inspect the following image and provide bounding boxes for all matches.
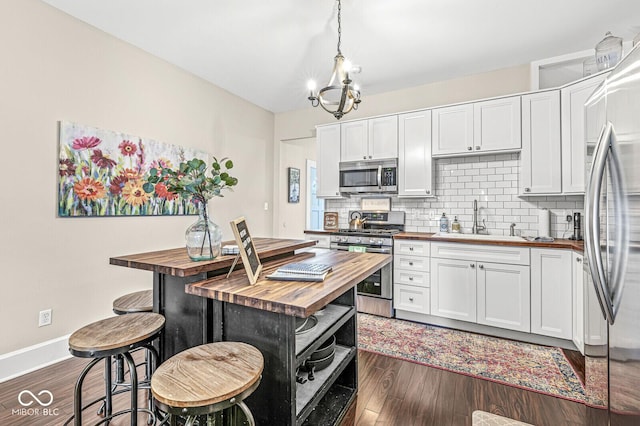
[110,237,316,277]
[395,232,584,251]
[187,249,391,317]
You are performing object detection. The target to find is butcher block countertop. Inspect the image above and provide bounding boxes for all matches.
[187,249,391,317]
[110,238,316,277]
[395,232,584,251]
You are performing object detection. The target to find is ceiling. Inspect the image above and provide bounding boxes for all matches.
[42,0,640,114]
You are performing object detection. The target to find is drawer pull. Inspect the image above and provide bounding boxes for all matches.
[408,297,414,302]
[467,146,473,151]
[470,263,475,268]
[408,262,414,266]
[479,264,484,269]
[409,247,414,251]
[409,276,414,281]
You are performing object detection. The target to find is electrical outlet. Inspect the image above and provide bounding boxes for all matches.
[566,214,573,223]
[38,309,52,327]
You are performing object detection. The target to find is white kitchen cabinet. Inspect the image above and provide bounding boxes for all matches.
[572,252,585,354]
[432,103,473,156]
[473,96,521,153]
[430,257,477,322]
[394,240,430,316]
[316,124,343,198]
[561,72,608,194]
[432,96,521,157]
[340,116,397,162]
[340,120,368,162]
[477,262,531,332]
[430,242,530,332]
[520,90,562,195]
[531,248,572,340]
[398,110,433,197]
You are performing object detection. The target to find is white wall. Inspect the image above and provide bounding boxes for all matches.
[0,0,274,355]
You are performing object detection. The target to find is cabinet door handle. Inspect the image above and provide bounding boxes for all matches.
[409,276,414,281]
[409,247,414,251]
[369,155,372,159]
[479,264,484,269]
[426,190,431,194]
[467,146,473,151]
[363,155,367,159]
[475,146,481,150]
[524,187,531,192]
[470,263,475,268]
[577,257,582,263]
[408,262,414,266]
[409,297,414,302]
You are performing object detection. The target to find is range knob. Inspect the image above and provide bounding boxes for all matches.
[377,239,384,245]
[369,238,375,244]
[340,236,348,243]
[355,238,362,244]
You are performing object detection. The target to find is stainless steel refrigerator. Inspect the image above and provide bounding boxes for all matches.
[584,42,640,425]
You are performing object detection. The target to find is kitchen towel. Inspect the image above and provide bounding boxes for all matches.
[538,208,550,237]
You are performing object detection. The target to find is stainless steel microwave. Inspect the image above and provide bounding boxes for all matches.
[339,159,398,194]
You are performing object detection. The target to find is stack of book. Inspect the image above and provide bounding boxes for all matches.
[222,245,240,255]
[266,263,333,282]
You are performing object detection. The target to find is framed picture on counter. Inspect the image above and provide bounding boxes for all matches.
[323,212,339,230]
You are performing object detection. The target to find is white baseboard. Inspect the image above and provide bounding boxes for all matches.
[0,335,71,383]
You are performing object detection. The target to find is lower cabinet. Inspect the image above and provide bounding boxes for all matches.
[572,252,585,354]
[430,257,530,331]
[531,248,572,339]
[477,262,531,332]
[430,258,477,322]
[393,240,431,315]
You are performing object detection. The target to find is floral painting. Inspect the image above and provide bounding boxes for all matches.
[58,121,208,217]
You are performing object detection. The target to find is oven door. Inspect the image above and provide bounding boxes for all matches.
[357,262,392,299]
[330,243,392,254]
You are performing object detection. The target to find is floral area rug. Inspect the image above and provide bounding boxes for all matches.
[357,313,592,404]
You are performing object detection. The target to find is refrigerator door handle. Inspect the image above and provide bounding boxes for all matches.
[585,122,614,324]
[607,124,629,323]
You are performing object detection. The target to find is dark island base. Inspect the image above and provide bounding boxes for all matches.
[154,272,358,426]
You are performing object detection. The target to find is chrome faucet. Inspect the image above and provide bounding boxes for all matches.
[472,199,487,234]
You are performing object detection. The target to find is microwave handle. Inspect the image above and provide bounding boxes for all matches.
[377,165,382,189]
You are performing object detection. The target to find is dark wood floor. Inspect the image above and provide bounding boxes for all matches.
[0,348,597,426]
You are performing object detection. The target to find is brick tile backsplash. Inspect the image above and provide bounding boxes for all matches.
[326,153,584,239]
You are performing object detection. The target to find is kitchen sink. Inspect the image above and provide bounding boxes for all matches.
[431,233,527,242]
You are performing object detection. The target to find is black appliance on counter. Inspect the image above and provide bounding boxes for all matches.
[330,210,405,317]
[569,212,582,240]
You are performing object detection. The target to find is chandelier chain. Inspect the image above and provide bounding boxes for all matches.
[337,0,342,54]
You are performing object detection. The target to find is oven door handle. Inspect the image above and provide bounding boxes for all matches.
[377,165,382,189]
[331,245,392,254]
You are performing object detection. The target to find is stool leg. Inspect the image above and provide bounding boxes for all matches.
[70,357,101,426]
[236,401,255,426]
[123,352,138,426]
[103,356,113,418]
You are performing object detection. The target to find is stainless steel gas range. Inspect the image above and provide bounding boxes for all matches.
[329,210,405,317]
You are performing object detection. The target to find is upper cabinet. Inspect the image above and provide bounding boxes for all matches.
[431,103,473,156]
[340,116,398,162]
[520,90,562,195]
[398,110,433,197]
[432,96,521,157]
[560,72,608,194]
[316,124,343,199]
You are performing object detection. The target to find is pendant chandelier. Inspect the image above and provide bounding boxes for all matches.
[307,0,361,120]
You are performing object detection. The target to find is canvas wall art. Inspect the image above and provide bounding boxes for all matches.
[58,121,208,217]
[288,167,300,203]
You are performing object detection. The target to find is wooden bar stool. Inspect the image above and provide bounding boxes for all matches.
[152,342,263,426]
[112,289,154,387]
[113,289,153,315]
[65,313,164,426]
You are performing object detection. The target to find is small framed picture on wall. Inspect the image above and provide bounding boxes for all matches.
[288,167,300,203]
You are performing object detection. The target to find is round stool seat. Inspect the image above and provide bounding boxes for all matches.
[152,342,263,411]
[113,289,153,314]
[69,313,165,358]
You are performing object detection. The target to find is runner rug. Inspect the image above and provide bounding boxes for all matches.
[357,313,592,404]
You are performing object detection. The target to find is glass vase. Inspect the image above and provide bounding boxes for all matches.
[185,203,222,261]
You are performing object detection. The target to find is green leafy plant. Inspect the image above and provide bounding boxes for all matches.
[144,157,238,260]
[144,157,238,203]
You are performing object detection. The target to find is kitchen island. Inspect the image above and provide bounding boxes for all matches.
[110,238,391,425]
